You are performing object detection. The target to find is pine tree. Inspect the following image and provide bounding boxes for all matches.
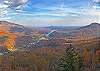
[56,44,83,71]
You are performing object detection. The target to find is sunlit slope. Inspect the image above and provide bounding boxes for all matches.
[0,21,26,51]
[0,31,17,51]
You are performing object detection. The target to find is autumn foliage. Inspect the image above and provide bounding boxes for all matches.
[0,31,17,51]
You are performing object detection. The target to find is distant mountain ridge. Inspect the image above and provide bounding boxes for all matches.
[0,21,100,38]
[0,21,32,33]
[71,22,100,38]
[45,22,100,39]
[78,22,100,29]
[0,21,24,27]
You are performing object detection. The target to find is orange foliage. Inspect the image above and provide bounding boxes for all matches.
[83,48,89,64]
[0,31,17,51]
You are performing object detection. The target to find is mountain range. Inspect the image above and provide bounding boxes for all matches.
[45,22,100,39]
[0,21,100,38]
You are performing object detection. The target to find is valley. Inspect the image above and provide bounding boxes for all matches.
[0,21,99,71]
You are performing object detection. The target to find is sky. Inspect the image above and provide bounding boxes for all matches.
[0,0,100,26]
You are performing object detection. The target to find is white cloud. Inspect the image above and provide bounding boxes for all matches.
[0,0,29,17]
[0,0,28,8]
[0,4,8,8]
[94,0,100,3]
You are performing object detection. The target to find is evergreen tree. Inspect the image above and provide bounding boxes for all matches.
[56,44,83,71]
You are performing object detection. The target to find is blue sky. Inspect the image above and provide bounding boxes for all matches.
[0,0,100,26]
